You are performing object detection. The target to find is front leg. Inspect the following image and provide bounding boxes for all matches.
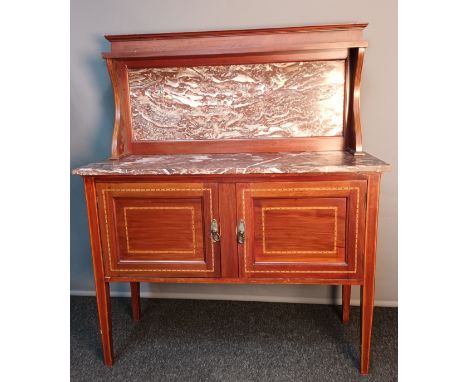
[84,177,114,366]
[95,281,113,366]
[360,174,381,374]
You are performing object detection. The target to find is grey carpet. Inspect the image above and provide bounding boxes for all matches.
[71,296,397,381]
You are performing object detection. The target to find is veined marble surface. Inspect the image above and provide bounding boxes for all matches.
[128,60,345,141]
[73,152,389,176]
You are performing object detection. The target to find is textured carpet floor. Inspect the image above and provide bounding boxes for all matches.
[71,296,397,381]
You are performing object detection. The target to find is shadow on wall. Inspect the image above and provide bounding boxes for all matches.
[70,34,114,291]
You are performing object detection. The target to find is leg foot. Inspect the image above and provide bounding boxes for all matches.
[130,282,141,321]
[342,285,351,323]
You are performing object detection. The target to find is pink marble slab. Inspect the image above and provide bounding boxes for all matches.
[128,60,345,141]
[73,151,389,176]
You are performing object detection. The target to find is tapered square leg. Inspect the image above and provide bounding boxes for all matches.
[84,177,114,366]
[130,282,141,321]
[359,173,381,374]
[342,285,351,323]
[95,281,113,366]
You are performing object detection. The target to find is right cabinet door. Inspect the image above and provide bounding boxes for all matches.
[237,180,367,279]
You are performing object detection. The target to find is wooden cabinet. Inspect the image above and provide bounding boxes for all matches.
[73,24,390,375]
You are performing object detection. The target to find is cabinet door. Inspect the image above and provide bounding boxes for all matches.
[96,182,219,277]
[237,180,366,279]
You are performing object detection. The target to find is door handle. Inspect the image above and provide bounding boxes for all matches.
[237,219,245,244]
[211,219,220,242]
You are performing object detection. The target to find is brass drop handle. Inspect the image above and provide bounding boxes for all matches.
[211,219,220,243]
[237,219,245,244]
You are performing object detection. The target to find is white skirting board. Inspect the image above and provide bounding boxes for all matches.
[70,290,398,307]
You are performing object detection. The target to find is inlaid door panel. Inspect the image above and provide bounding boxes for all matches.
[237,180,366,279]
[254,197,346,263]
[96,182,219,277]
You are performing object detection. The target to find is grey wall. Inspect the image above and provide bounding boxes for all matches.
[71,0,397,306]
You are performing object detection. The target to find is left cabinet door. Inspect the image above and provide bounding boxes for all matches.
[96,181,220,278]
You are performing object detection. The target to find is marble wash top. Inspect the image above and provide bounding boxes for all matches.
[73,151,389,176]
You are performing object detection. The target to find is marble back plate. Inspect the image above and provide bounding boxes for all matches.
[128,60,345,142]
